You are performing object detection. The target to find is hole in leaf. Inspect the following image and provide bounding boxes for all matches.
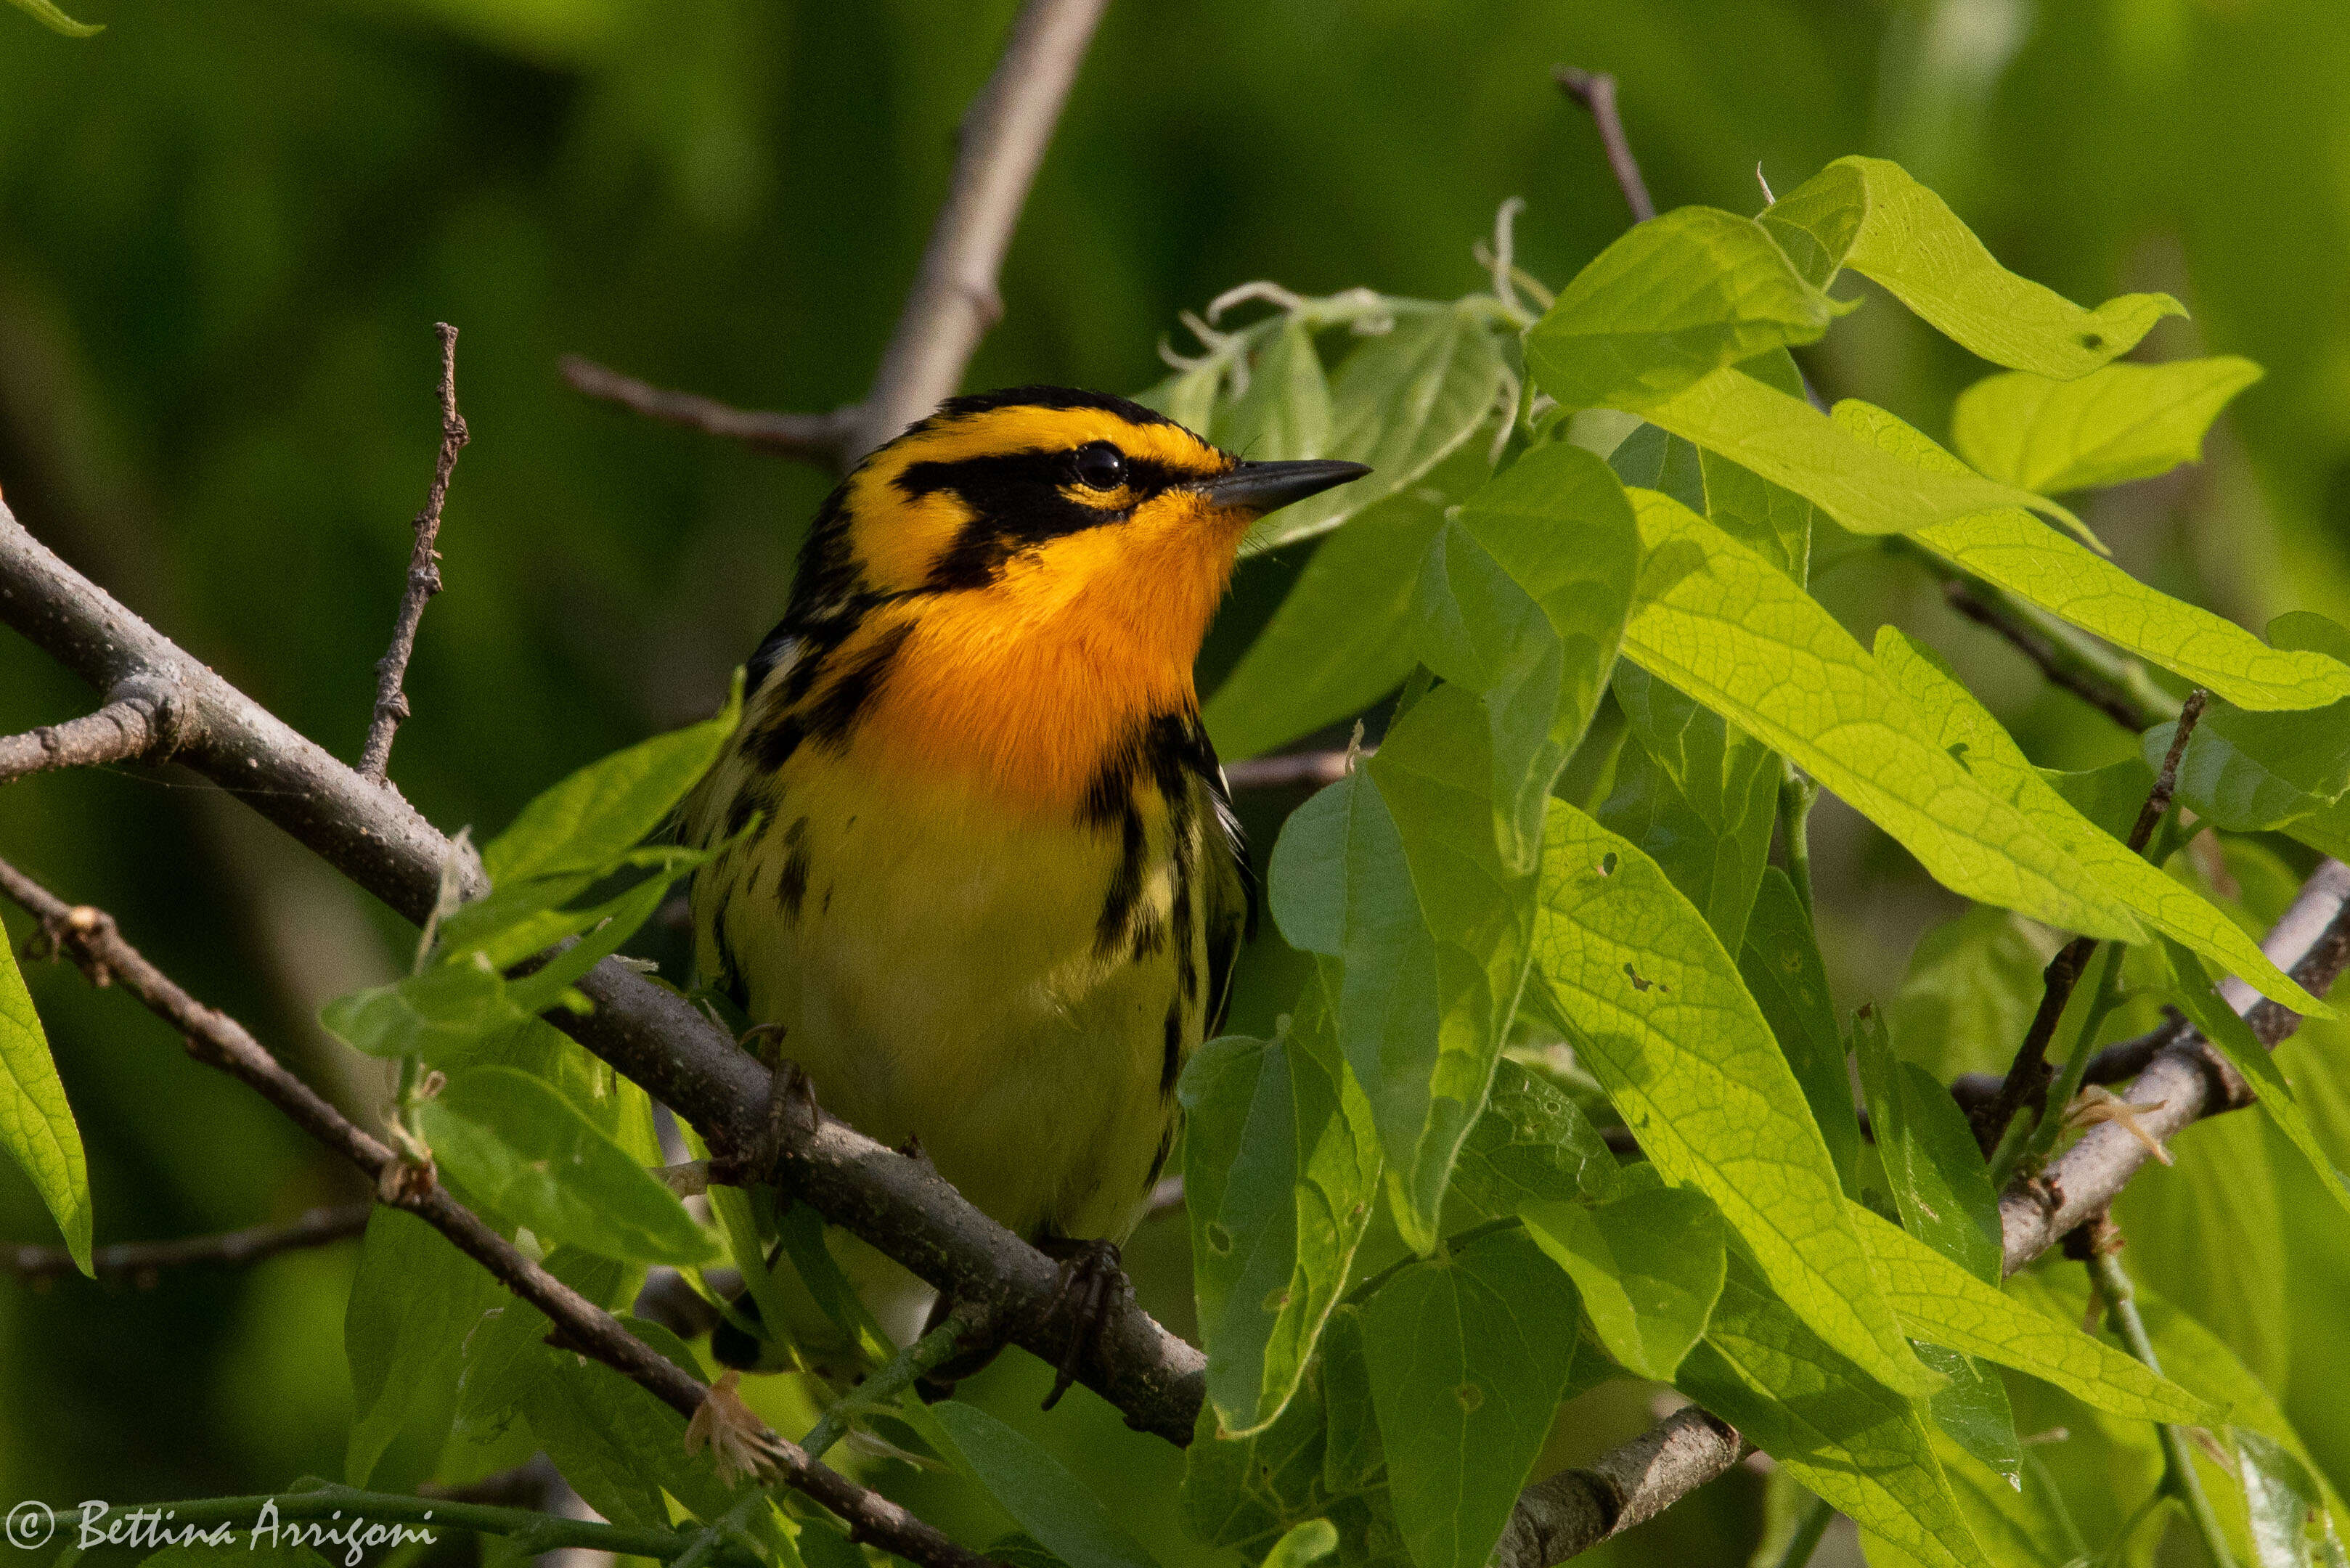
[1624,962,1652,992]
[1597,852,1618,877]
[2079,331,2104,349]
[1207,1223,1233,1255]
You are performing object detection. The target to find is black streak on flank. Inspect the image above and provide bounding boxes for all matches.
[723,782,772,843]
[1161,1000,1186,1096]
[712,889,746,1011]
[1094,801,1147,958]
[748,711,806,775]
[1143,1122,1175,1191]
[806,622,913,748]
[778,817,811,921]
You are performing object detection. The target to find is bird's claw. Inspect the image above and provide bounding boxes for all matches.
[1037,1237,1126,1411]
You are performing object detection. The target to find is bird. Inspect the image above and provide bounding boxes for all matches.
[680,385,1367,1395]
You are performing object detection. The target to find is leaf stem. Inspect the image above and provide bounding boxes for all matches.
[1776,761,1820,918]
[1996,939,2129,1185]
[2086,1242,2238,1568]
[1773,1495,1837,1568]
[803,1304,988,1460]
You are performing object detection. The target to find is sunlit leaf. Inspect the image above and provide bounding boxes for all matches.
[1953,356,2264,494]
[0,934,90,1275]
[5,0,102,36]
[1525,208,1839,411]
[1532,801,1939,1398]
[1411,442,1638,872]
[1522,1186,1726,1379]
[1763,157,2183,378]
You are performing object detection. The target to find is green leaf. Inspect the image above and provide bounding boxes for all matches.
[1268,686,1536,1252]
[2145,699,2350,830]
[2039,759,2157,843]
[1178,978,1381,1436]
[343,1206,502,1486]
[1851,1204,2219,1424]
[481,671,742,884]
[930,1401,1162,1568]
[1847,399,2350,712]
[1214,317,1334,462]
[1445,1057,1620,1220]
[2116,1105,2291,1389]
[1243,307,1505,555]
[1521,1186,1726,1379]
[1766,157,2184,378]
[1411,442,1639,873]
[5,0,102,36]
[1677,1252,1986,1568]
[1869,625,2322,1012]
[1617,489,2145,947]
[1358,1226,1583,1568]
[1204,447,1469,761]
[1531,802,1939,1398]
[2235,1428,2342,1568]
[1851,1005,2001,1283]
[1888,907,2053,1082]
[1181,1352,1337,1554]
[1699,446,1816,582]
[1737,870,1861,1194]
[1525,207,1839,412]
[1135,363,1223,433]
[1605,422,1705,514]
[0,934,90,1275]
[1952,357,2264,494]
[320,957,525,1061]
[1914,1343,2021,1488]
[1260,1520,1338,1568]
[417,1065,717,1265]
[1598,664,1780,953]
[1629,369,2090,543]
[2154,936,2350,1222]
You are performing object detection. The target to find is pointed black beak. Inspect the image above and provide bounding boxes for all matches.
[1194,458,1372,515]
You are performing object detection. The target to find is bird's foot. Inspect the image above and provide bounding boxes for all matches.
[711,1049,820,1188]
[1037,1236,1127,1411]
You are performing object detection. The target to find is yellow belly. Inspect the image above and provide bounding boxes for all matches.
[693,746,1191,1246]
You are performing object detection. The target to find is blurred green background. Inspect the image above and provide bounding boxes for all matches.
[4,0,2349,1562]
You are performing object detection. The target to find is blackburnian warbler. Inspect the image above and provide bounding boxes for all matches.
[683,387,1366,1375]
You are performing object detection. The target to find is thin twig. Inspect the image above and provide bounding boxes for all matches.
[1223,749,1356,793]
[359,324,468,782]
[1938,577,2170,732]
[560,356,856,459]
[0,856,995,1568]
[0,677,184,785]
[2081,1226,2240,1568]
[1776,762,1820,917]
[5,1202,369,1283]
[1554,68,1657,223]
[1972,692,2207,1159]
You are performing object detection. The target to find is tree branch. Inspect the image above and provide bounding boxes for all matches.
[0,493,1207,1444]
[1496,1405,1745,1567]
[1554,68,1656,224]
[1223,748,1355,793]
[0,854,994,1568]
[5,1202,369,1283]
[359,322,467,783]
[563,0,1109,470]
[0,675,185,785]
[560,356,856,459]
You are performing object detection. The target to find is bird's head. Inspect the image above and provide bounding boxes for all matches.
[794,387,1368,637]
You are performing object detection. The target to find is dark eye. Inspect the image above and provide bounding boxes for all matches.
[1072,441,1127,491]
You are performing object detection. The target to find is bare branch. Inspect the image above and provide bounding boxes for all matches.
[0,676,185,785]
[359,323,468,782]
[560,356,855,459]
[1554,68,1657,224]
[563,0,1109,469]
[0,493,1206,1442]
[0,854,995,1568]
[844,0,1111,460]
[1999,856,2350,1274]
[1496,1405,1744,1567]
[5,1202,369,1283]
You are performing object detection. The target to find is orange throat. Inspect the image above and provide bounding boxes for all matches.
[853,523,1237,814]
